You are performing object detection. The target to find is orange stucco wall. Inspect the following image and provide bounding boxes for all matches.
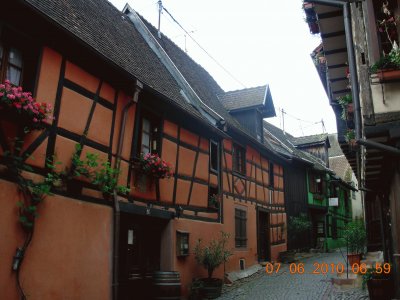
[0,179,112,300]
[0,43,289,300]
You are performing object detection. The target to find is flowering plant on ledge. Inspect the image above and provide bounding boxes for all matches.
[0,80,53,130]
[139,153,173,179]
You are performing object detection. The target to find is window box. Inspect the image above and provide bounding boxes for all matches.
[376,68,400,82]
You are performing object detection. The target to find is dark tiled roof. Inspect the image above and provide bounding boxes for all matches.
[219,85,275,118]
[23,0,279,155]
[263,121,330,172]
[23,0,204,121]
[136,10,278,153]
[291,133,329,147]
[329,156,352,181]
[219,85,266,111]
[327,134,344,157]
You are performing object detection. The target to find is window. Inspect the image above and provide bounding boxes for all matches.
[0,28,39,92]
[232,143,245,175]
[235,208,247,248]
[373,0,399,55]
[210,140,219,172]
[269,162,274,188]
[208,186,219,210]
[138,112,160,155]
[0,44,23,86]
[309,173,323,194]
[176,231,189,256]
[330,184,338,197]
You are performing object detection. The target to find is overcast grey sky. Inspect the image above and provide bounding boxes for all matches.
[108,0,337,137]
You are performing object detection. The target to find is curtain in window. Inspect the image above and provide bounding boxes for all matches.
[7,47,23,86]
[141,118,151,154]
[0,45,3,70]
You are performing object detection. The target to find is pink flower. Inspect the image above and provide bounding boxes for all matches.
[33,118,38,122]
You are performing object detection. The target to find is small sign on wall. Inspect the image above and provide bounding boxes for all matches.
[329,197,339,206]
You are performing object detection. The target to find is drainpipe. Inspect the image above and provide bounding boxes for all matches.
[112,79,143,300]
[308,0,400,156]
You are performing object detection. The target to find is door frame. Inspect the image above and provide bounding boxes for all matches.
[256,207,271,262]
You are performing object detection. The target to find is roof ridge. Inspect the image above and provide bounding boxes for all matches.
[221,84,267,95]
[137,14,226,94]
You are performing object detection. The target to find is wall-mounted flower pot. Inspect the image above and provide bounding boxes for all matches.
[134,172,154,192]
[347,253,361,266]
[376,69,400,82]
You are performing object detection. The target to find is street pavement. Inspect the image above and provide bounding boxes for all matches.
[217,250,369,300]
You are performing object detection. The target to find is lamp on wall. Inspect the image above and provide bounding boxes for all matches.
[316,178,321,183]
[174,206,183,219]
[146,203,153,215]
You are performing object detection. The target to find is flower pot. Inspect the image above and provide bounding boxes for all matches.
[347,103,354,113]
[134,172,154,192]
[367,277,394,300]
[376,69,400,81]
[200,278,223,299]
[347,253,361,267]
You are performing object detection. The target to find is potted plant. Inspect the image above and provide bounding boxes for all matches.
[344,129,356,146]
[194,231,232,299]
[370,3,400,80]
[208,194,220,210]
[284,213,311,256]
[337,94,353,120]
[343,219,366,266]
[0,80,53,131]
[362,265,394,300]
[68,144,130,198]
[134,153,173,192]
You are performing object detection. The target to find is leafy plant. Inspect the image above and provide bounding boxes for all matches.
[362,264,392,290]
[370,2,400,73]
[370,44,400,73]
[343,219,366,254]
[288,213,311,235]
[337,94,353,120]
[71,143,130,197]
[208,194,219,209]
[344,129,355,143]
[194,231,232,279]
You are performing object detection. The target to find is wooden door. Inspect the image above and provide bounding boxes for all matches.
[118,214,163,300]
[258,210,270,261]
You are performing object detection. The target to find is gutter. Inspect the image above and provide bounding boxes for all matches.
[112,79,143,300]
[308,0,400,157]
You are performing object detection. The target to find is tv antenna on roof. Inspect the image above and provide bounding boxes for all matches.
[157,0,163,38]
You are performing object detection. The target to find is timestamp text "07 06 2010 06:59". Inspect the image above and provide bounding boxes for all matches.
[265,262,391,275]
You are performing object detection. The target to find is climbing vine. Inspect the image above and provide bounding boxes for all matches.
[1,81,130,299]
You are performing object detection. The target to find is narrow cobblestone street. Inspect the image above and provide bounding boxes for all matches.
[218,250,369,300]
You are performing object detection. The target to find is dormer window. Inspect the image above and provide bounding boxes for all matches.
[218,85,276,141]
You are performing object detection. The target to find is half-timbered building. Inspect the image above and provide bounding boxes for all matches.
[0,1,288,299]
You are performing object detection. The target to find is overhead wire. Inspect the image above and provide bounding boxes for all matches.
[161,4,247,88]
